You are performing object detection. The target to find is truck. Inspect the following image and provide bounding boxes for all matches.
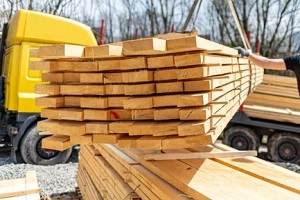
[0,9,97,165]
[223,74,300,164]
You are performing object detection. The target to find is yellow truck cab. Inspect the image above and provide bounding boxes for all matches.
[0,9,97,165]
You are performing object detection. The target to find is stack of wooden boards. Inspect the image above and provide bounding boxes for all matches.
[77,143,300,200]
[0,171,41,200]
[244,74,300,123]
[30,33,264,150]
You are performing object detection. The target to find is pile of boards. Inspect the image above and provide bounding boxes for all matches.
[243,74,300,123]
[78,143,300,199]
[31,33,263,150]
[0,171,41,200]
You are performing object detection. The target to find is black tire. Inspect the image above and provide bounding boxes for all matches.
[267,133,300,164]
[20,125,72,165]
[223,126,260,150]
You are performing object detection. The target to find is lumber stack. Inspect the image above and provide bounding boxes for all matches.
[77,143,300,200]
[31,33,263,150]
[243,74,300,123]
[0,171,41,200]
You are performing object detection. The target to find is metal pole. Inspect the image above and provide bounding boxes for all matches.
[181,0,200,31]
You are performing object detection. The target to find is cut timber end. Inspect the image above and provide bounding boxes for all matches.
[122,38,166,55]
[38,44,85,57]
[84,44,123,58]
[42,134,71,151]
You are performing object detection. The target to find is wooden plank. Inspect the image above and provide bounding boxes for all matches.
[72,61,98,72]
[84,44,123,58]
[34,84,60,95]
[35,96,64,107]
[103,72,123,83]
[94,145,175,200]
[174,53,233,67]
[80,73,104,83]
[42,72,64,82]
[59,108,84,121]
[177,93,210,107]
[131,109,154,120]
[122,70,153,83]
[124,83,155,95]
[154,108,179,120]
[86,122,109,134]
[105,85,124,95]
[179,106,211,120]
[152,94,179,107]
[120,57,147,70]
[147,55,174,69]
[176,66,221,79]
[84,109,131,121]
[80,97,108,109]
[98,60,121,71]
[37,119,59,133]
[161,134,212,149]
[42,134,72,151]
[213,143,300,195]
[25,171,40,200]
[122,38,166,55]
[156,82,183,93]
[38,44,84,57]
[143,150,257,160]
[123,97,153,109]
[60,85,105,95]
[57,121,86,136]
[70,135,93,145]
[64,96,81,107]
[152,121,181,136]
[108,96,128,108]
[123,147,300,200]
[109,121,133,133]
[178,120,211,136]
[29,61,58,71]
[154,69,177,81]
[81,145,140,199]
[129,122,156,136]
[93,134,125,144]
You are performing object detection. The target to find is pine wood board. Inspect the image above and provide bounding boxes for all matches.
[212,143,300,195]
[245,93,300,110]
[37,44,85,57]
[84,44,123,58]
[122,38,166,56]
[94,144,192,200]
[77,165,103,200]
[80,146,139,199]
[0,171,40,200]
[243,105,300,124]
[263,74,297,88]
[41,134,71,151]
[121,146,300,200]
[80,155,116,199]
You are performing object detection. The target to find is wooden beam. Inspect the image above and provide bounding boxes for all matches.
[143,150,257,160]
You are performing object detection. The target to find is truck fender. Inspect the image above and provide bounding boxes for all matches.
[12,114,39,151]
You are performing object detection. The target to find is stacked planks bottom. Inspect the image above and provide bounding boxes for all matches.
[0,171,40,200]
[77,144,300,200]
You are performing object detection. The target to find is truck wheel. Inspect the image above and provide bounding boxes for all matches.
[20,125,72,165]
[267,133,300,164]
[223,126,260,150]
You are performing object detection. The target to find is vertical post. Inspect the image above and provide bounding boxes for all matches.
[171,24,175,32]
[247,31,251,44]
[99,19,105,45]
[134,28,138,39]
[255,40,261,54]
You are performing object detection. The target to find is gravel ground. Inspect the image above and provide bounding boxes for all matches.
[0,148,299,198]
[0,149,79,198]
